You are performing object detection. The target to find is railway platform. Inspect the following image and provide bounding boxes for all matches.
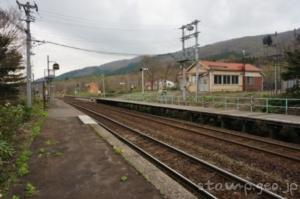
[96,98,300,143]
[10,99,194,199]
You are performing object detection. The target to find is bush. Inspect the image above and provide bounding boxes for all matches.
[23,106,32,122]
[0,140,14,161]
[286,85,300,97]
[0,104,25,142]
[0,101,46,195]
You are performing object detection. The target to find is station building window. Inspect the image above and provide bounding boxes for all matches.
[231,75,239,84]
[223,75,231,84]
[214,75,222,84]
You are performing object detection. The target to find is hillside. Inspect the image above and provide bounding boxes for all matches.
[56,57,142,80]
[56,28,299,80]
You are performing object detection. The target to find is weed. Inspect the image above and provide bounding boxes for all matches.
[16,150,31,176]
[41,111,48,117]
[120,175,128,182]
[38,148,45,154]
[52,151,64,157]
[0,140,14,160]
[45,139,58,146]
[31,125,41,138]
[37,148,46,158]
[25,182,37,197]
[12,195,20,199]
[38,148,64,158]
[17,165,29,176]
[113,146,123,155]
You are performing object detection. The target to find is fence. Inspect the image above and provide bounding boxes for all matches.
[123,95,300,115]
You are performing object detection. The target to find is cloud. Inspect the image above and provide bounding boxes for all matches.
[2,0,300,78]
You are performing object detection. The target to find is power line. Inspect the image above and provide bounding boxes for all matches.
[31,28,178,45]
[38,9,179,29]
[33,39,147,56]
[37,17,177,32]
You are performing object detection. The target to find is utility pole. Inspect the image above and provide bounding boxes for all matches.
[102,74,106,97]
[142,69,145,95]
[47,55,50,101]
[180,28,187,101]
[42,81,46,110]
[140,68,148,95]
[242,50,246,91]
[17,1,38,108]
[180,20,200,101]
[274,32,278,95]
[194,20,200,102]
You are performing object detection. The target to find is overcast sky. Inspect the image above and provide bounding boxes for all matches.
[2,0,300,78]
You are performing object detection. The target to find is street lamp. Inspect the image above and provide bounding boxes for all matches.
[46,55,59,103]
[140,67,148,95]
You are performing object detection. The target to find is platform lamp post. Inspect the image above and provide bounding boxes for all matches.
[52,62,60,102]
[140,67,148,96]
[46,55,59,104]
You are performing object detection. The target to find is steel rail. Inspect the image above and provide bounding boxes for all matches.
[93,102,300,162]
[70,102,284,199]
[66,96,300,151]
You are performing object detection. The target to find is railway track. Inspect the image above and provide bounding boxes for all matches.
[88,100,300,162]
[68,101,285,199]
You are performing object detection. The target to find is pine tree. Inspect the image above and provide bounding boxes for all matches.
[0,9,24,102]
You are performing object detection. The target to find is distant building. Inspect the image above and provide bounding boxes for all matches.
[145,80,175,90]
[85,82,99,94]
[282,79,299,91]
[179,60,263,92]
[164,80,175,88]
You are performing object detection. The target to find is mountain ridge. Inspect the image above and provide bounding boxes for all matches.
[56,28,299,80]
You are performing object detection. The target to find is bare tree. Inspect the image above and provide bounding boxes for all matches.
[0,8,25,51]
[140,55,163,90]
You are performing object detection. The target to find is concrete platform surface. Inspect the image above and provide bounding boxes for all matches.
[102,98,300,125]
[10,99,164,199]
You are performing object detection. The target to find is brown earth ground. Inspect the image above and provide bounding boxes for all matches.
[9,100,163,199]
